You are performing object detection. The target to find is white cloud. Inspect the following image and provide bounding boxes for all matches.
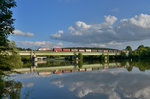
[13,30,34,37]
[128,14,150,28]
[16,41,63,49]
[104,15,117,25]
[51,14,150,47]
[52,81,64,88]
[51,30,64,38]
[23,82,34,88]
[135,87,150,99]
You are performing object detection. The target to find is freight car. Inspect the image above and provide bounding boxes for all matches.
[108,50,114,53]
[63,48,70,52]
[103,49,108,52]
[53,48,62,52]
[85,49,91,52]
[39,47,122,53]
[78,49,85,52]
[91,49,98,52]
[71,49,78,52]
[98,49,103,52]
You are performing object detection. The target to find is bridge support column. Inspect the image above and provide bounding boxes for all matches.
[104,54,109,63]
[32,54,38,67]
[105,56,108,63]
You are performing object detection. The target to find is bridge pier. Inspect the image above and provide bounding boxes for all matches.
[32,53,38,67]
[104,55,109,63]
[100,53,109,63]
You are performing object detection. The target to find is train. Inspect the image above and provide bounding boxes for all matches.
[38,48,121,53]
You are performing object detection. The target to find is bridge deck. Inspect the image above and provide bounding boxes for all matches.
[18,51,120,56]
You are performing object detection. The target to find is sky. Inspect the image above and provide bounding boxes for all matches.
[9,0,150,50]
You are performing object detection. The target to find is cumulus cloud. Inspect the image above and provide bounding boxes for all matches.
[51,14,150,47]
[13,30,34,37]
[51,30,64,38]
[16,41,63,49]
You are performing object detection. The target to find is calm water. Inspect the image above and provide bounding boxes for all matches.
[1,60,150,99]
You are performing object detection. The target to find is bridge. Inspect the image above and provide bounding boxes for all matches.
[14,62,123,73]
[18,51,121,56]
[18,51,121,64]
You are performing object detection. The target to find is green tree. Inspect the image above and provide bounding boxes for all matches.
[78,60,83,68]
[137,45,144,50]
[125,46,132,52]
[78,53,83,61]
[120,52,127,59]
[78,53,83,68]
[0,0,16,47]
[0,41,23,70]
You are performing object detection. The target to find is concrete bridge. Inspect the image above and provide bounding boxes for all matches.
[15,62,123,73]
[18,51,121,64]
[18,51,121,56]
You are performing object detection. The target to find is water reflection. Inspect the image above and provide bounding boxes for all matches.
[51,69,150,99]
[2,60,150,99]
[19,60,150,76]
[0,74,22,99]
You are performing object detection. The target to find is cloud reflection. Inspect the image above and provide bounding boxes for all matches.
[51,69,150,99]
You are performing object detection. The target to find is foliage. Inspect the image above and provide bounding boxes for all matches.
[78,53,83,68]
[83,55,100,61]
[0,74,22,99]
[125,46,132,52]
[0,41,23,70]
[78,60,83,68]
[21,56,32,62]
[101,54,105,60]
[127,60,150,72]
[120,52,128,59]
[17,47,32,51]
[129,45,150,59]
[78,53,83,61]
[0,0,21,71]
[121,45,150,60]
[0,0,16,47]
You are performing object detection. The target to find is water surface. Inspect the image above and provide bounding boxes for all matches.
[2,60,150,99]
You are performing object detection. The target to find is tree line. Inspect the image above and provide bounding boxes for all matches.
[120,45,150,60]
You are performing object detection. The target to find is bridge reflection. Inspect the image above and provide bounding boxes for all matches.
[15,61,131,76]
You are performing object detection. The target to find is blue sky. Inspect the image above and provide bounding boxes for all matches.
[9,0,150,50]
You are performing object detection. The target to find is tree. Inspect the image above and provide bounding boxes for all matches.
[0,0,16,47]
[125,46,132,52]
[0,41,23,70]
[137,45,144,50]
[0,1,23,71]
[78,53,83,68]
[78,53,83,61]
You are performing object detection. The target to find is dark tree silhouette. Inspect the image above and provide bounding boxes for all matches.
[0,0,16,47]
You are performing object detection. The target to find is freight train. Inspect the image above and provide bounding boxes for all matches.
[38,48,121,53]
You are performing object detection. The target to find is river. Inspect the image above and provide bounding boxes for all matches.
[1,60,150,99]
